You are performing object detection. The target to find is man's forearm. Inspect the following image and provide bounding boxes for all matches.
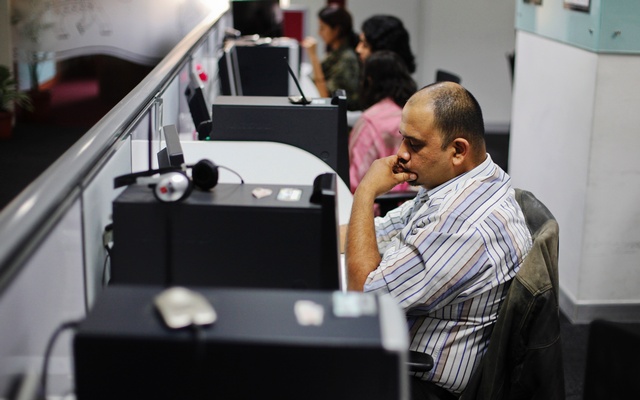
[346,189,381,291]
[346,155,416,291]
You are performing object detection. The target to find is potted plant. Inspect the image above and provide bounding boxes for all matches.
[0,65,32,139]
[11,0,54,122]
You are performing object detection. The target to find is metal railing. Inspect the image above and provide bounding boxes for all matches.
[0,5,229,296]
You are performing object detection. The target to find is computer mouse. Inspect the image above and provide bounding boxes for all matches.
[154,287,217,329]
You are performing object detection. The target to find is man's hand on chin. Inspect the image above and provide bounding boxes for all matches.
[346,155,417,291]
[356,155,417,199]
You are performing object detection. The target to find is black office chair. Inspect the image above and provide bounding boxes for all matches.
[435,69,461,84]
[506,52,515,86]
[375,190,418,216]
[409,189,565,400]
[459,188,564,399]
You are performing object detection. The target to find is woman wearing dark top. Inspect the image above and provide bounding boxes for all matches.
[302,4,361,110]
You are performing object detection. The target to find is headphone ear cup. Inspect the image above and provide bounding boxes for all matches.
[191,159,219,190]
[152,172,193,202]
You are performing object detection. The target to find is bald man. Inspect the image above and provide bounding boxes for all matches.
[344,82,532,398]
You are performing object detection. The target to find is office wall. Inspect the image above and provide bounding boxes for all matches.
[509,31,594,307]
[510,31,640,322]
[415,0,516,129]
[516,0,640,53]
[10,0,220,66]
[289,0,516,128]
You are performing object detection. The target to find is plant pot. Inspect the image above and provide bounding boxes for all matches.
[0,111,13,139]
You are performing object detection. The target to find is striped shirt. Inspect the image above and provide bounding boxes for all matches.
[364,155,532,394]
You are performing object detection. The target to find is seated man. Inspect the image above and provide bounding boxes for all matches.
[344,82,532,398]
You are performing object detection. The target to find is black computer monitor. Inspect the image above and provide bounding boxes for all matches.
[156,124,184,168]
[218,37,300,97]
[231,0,282,37]
[184,70,211,134]
[207,92,350,188]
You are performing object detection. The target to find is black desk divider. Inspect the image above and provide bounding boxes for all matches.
[206,91,349,188]
[110,174,340,290]
[74,286,409,400]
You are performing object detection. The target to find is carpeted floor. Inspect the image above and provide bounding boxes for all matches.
[562,313,589,399]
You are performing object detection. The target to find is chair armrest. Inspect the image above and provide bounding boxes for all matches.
[408,350,434,372]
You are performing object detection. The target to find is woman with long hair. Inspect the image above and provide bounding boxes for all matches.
[302,4,361,110]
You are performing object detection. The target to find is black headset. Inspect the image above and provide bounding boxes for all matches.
[114,159,219,203]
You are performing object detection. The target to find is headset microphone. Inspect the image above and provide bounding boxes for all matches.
[113,159,221,203]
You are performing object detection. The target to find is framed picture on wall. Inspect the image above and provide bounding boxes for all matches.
[523,0,543,5]
[564,0,590,12]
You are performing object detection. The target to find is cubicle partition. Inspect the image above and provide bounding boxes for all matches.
[0,5,233,397]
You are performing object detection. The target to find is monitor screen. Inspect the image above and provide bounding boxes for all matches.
[232,0,282,37]
[184,69,211,133]
[157,125,185,168]
[209,93,350,188]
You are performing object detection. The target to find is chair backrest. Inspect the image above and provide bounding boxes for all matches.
[374,191,417,217]
[514,188,560,296]
[435,69,461,84]
[514,188,555,236]
[506,52,515,85]
[460,188,565,400]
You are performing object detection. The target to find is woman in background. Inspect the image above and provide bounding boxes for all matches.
[356,15,416,74]
[302,4,361,110]
[349,50,417,193]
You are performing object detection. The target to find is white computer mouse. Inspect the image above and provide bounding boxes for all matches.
[154,286,217,329]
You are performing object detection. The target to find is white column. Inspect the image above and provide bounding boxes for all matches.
[510,30,640,323]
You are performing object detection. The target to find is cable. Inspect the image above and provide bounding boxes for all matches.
[217,165,245,184]
[184,162,245,184]
[38,320,81,400]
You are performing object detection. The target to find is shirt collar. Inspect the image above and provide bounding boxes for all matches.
[418,154,495,200]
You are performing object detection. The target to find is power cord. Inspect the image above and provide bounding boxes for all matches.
[217,165,245,184]
[37,320,81,400]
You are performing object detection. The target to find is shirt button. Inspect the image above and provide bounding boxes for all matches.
[412,228,418,235]
[417,221,425,228]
